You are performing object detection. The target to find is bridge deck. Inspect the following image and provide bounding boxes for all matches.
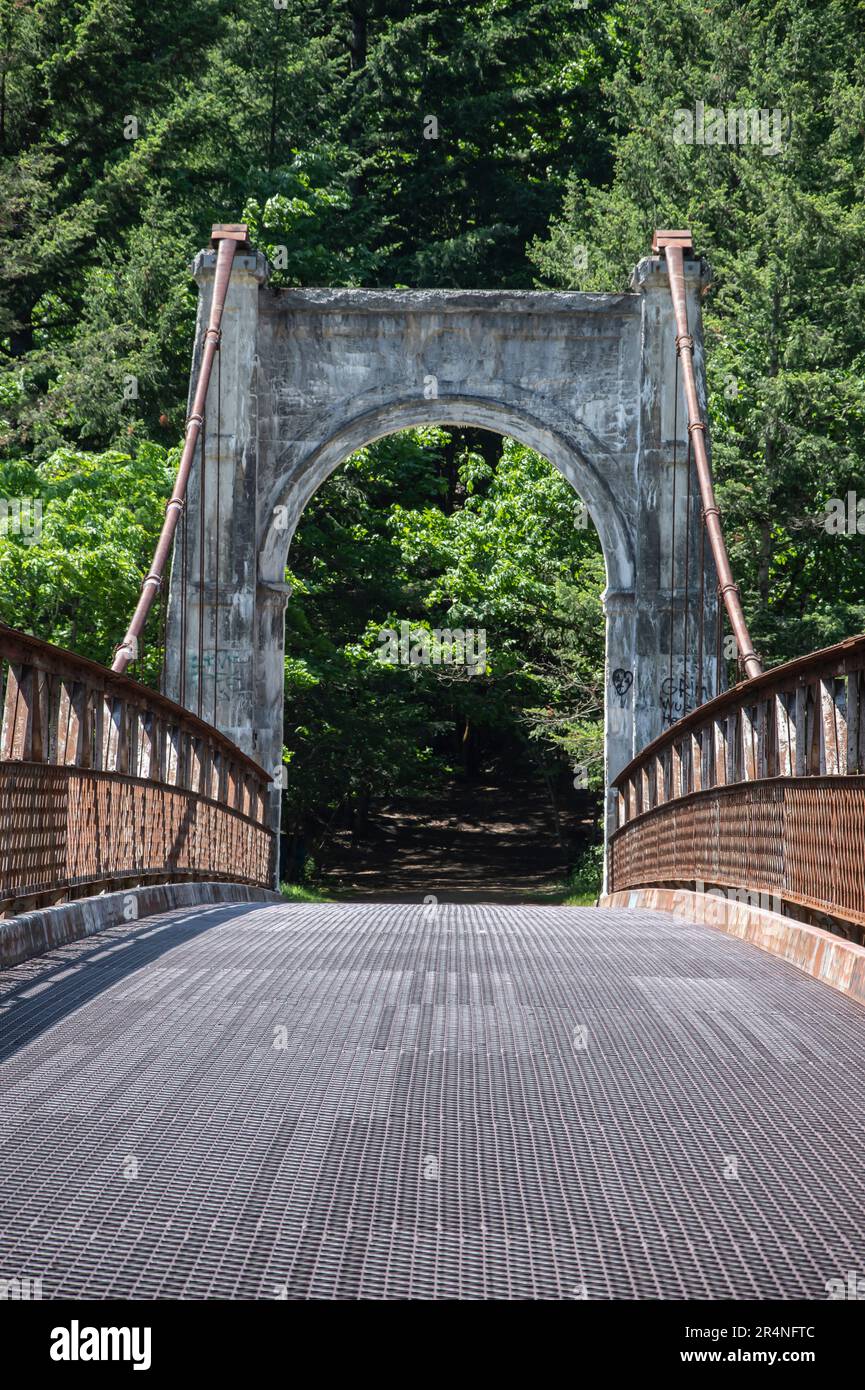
[1,902,864,1300]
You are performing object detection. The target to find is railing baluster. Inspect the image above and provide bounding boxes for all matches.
[190,738,203,795]
[137,711,153,779]
[820,679,841,774]
[152,718,165,782]
[121,701,134,776]
[756,698,768,778]
[776,693,794,776]
[168,724,178,787]
[847,670,861,774]
[713,717,727,787]
[93,694,105,771]
[690,731,702,792]
[807,683,822,774]
[211,748,222,801]
[672,741,683,799]
[726,711,737,783]
[640,765,651,813]
[794,686,807,777]
[2,664,30,759]
[58,680,83,765]
[740,705,756,782]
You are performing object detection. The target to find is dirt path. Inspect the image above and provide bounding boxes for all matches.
[316,776,595,902]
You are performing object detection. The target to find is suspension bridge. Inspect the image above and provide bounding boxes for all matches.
[1,229,864,1301]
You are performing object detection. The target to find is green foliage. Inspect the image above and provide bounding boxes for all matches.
[0,443,173,679]
[0,0,616,456]
[281,430,605,824]
[279,881,332,904]
[3,0,864,852]
[562,841,605,905]
[0,0,614,826]
[243,160,390,288]
[530,0,865,664]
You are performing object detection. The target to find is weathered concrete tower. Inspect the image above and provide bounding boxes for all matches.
[165,240,719,848]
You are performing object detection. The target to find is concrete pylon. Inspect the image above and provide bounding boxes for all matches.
[166,243,718,867]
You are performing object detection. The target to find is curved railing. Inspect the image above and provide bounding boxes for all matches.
[0,624,274,915]
[609,633,865,936]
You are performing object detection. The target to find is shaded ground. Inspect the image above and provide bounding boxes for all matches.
[315,775,597,902]
[3,899,864,1299]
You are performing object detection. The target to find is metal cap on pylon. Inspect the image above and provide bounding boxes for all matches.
[210,223,250,250]
[652,229,694,256]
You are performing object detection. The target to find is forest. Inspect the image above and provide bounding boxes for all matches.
[1,0,864,896]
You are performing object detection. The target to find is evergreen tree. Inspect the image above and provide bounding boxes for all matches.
[530,0,865,663]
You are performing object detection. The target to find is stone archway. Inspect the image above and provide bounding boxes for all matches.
[165,247,719,855]
[256,397,636,846]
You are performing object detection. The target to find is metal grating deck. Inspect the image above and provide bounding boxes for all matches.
[1,901,865,1300]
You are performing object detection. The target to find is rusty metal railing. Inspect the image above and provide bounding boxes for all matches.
[653,230,762,679]
[0,624,274,915]
[609,633,865,935]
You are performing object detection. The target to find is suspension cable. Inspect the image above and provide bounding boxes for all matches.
[111,224,249,676]
[180,482,188,709]
[653,230,762,679]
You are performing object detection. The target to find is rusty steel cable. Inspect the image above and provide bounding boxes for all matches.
[180,480,188,709]
[111,225,249,676]
[655,232,762,680]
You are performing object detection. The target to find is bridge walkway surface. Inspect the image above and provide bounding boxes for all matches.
[1,902,863,1300]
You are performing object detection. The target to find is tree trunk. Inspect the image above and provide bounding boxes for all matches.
[348,3,367,70]
[267,18,283,172]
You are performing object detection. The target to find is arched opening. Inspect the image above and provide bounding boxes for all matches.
[257,395,639,883]
[269,420,622,902]
[259,394,635,593]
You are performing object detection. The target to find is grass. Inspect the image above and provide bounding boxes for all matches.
[562,886,602,906]
[279,881,333,903]
[556,842,605,906]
